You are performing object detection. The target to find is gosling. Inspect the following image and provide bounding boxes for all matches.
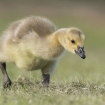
[0,16,86,87]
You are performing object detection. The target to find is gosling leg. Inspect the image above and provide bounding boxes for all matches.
[41,60,57,87]
[0,62,12,88]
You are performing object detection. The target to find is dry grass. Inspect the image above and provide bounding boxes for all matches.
[1,76,105,105]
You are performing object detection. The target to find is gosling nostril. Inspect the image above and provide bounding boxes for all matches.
[80,49,82,53]
[79,47,83,53]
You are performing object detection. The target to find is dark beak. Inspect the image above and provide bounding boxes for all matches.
[75,46,86,59]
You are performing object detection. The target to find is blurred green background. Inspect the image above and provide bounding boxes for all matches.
[0,0,105,84]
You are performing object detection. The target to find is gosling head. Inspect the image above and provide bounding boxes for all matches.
[63,28,86,59]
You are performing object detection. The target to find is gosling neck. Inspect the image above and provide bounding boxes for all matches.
[52,28,68,47]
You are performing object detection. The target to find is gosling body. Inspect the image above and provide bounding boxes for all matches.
[0,16,86,87]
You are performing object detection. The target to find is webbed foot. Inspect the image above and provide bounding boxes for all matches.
[3,77,12,88]
[42,74,50,87]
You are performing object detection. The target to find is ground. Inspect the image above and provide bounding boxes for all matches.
[0,0,105,105]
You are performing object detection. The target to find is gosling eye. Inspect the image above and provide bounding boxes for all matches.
[71,40,75,44]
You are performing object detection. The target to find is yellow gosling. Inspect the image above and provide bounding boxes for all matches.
[0,16,86,87]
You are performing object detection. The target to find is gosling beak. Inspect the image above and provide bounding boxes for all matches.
[75,46,86,59]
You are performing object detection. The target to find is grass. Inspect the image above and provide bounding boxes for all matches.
[1,77,105,105]
[0,0,105,105]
